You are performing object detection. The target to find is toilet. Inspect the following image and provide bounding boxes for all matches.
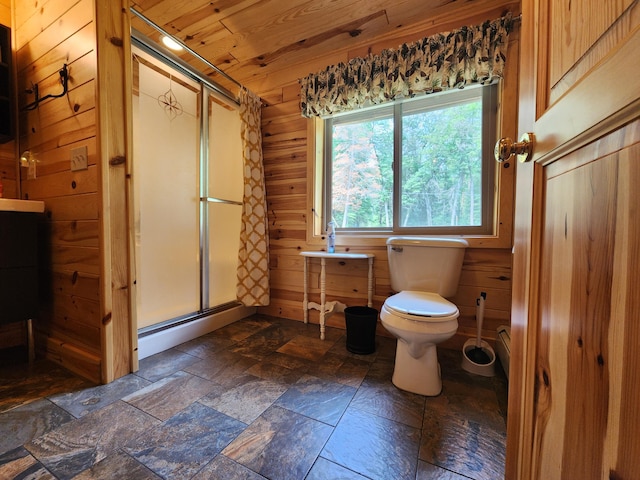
[380,237,468,396]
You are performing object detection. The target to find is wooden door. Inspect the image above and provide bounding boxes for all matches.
[505,1,640,479]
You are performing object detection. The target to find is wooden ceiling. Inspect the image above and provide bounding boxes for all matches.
[129,0,519,99]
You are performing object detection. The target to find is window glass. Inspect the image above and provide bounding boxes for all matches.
[325,84,496,235]
[400,98,482,227]
[330,113,393,228]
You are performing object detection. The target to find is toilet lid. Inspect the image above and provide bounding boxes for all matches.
[384,291,458,321]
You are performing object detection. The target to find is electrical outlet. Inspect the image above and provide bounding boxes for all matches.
[71,145,88,171]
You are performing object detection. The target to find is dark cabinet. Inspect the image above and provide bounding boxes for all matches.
[0,211,40,323]
[0,201,44,363]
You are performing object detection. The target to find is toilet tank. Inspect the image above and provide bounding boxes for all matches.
[387,237,468,297]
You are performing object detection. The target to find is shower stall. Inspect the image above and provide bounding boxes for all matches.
[131,40,253,359]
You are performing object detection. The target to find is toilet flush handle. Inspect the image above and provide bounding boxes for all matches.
[391,246,403,252]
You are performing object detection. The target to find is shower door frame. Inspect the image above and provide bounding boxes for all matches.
[131,32,253,361]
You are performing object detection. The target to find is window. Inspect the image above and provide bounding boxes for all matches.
[323,84,498,235]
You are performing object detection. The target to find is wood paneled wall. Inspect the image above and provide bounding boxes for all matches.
[14,0,102,381]
[252,2,521,347]
[10,0,132,383]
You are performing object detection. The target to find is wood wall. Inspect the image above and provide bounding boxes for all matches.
[249,2,521,347]
[10,0,132,383]
[12,0,102,381]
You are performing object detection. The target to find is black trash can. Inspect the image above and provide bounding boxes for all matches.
[344,306,378,354]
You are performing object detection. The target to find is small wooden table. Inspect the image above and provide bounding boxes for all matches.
[300,251,375,339]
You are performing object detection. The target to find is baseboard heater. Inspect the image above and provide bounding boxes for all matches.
[496,325,511,378]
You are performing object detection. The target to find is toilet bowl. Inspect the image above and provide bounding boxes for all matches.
[381,237,468,396]
[381,291,459,396]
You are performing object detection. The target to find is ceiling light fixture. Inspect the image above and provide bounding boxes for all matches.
[162,35,184,51]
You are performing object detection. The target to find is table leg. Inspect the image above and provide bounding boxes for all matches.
[303,256,308,323]
[319,257,326,340]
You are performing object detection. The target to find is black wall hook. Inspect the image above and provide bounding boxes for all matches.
[22,64,69,111]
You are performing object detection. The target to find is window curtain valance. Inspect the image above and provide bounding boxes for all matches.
[300,14,516,118]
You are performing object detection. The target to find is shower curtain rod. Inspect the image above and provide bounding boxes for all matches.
[129,7,245,93]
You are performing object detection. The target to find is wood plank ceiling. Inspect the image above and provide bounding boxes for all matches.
[129,0,518,98]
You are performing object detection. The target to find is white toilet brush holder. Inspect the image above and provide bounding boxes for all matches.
[462,292,496,377]
[462,338,496,377]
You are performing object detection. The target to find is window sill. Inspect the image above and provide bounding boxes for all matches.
[306,232,512,250]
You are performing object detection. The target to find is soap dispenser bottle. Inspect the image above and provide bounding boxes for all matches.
[326,221,336,253]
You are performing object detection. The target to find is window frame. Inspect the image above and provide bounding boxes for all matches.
[322,84,498,236]
[307,79,516,251]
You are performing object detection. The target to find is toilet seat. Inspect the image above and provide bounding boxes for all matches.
[383,291,458,322]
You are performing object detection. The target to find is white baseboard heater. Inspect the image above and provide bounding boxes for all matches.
[496,325,511,378]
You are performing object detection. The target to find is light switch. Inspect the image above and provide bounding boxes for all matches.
[71,145,88,171]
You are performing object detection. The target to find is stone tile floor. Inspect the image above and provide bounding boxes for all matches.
[0,315,508,479]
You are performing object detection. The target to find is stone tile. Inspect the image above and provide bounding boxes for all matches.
[211,317,273,342]
[263,350,313,371]
[123,371,217,421]
[49,374,151,418]
[199,374,288,424]
[360,358,396,388]
[244,360,305,386]
[0,398,75,455]
[0,446,55,479]
[327,335,379,363]
[126,402,246,480]
[419,407,506,480]
[297,323,345,342]
[1,314,510,480]
[259,317,314,340]
[373,335,398,361]
[276,335,335,361]
[275,374,356,426]
[433,379,506,431]
[25,401,159,480]
[73,449,161,479]
[184,350,258,386]
[350,382,425,428]
[304,353,370,388]
[223,405,333,480]
[416,460,470,480]
[136,348,200,382]
[174,333,237,359]
[192,454,267,480]
[322,407,421,480]
[0,360,94,413]
[306,457,370,480]
[231,324,300,360]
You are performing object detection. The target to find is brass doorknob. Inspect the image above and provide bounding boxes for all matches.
[494,132,535,163]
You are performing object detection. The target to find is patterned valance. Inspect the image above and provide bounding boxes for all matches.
[300,14,516,118]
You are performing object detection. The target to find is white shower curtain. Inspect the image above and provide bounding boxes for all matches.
[236,88,270,306]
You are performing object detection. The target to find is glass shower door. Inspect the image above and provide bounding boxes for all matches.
[132,49,201,329]
[202,91,243,309]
